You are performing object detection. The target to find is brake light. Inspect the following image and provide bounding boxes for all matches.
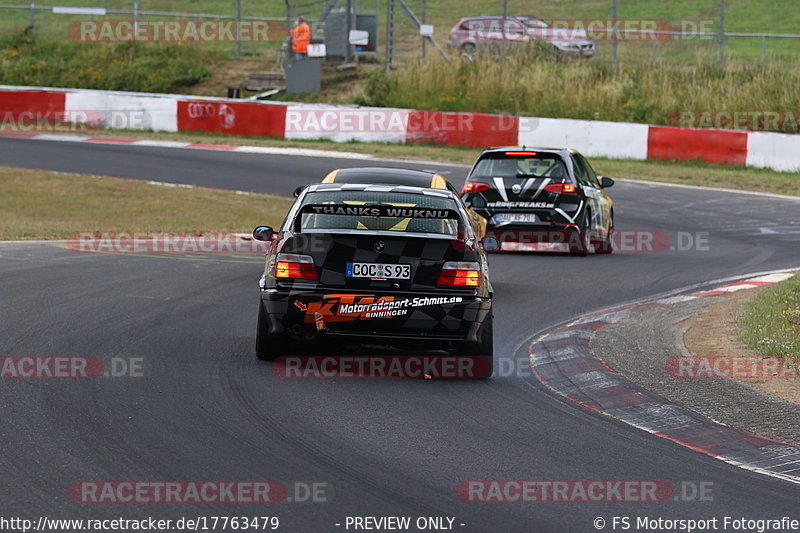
[505,151,537,156]
[462,181,491,193]
[544,183,578,195]
[274,253,317,280]
[438,261,481,287]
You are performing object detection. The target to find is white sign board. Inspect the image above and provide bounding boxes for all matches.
[419,24,434,37]
[307,43,327,57]
[349,30,369,45]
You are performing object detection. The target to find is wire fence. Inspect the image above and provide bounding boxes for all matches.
[0,0,380,60]
[1,1,288,58]
[0,0,797,66]
[386,0,800,67]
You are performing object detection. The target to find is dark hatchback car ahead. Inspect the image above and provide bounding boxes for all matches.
[461,147,615,255]
[253,178,493,375]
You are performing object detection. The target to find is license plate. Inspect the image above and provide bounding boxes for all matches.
[493,213,538,223]
[346,262,411,279]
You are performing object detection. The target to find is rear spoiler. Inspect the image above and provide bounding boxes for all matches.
[300,204,460,220]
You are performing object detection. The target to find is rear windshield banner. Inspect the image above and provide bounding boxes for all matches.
[301,204,459,219]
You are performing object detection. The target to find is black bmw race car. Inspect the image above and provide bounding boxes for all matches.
[292,166,488,240]
[461,147,615,255]
[252,175,493,376]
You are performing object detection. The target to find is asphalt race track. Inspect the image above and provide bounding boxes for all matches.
[1,136,800,532]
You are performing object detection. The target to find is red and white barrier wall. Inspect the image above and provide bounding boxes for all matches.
[517,117,649,160]
[1,85,798,172]
[66,91,179,132]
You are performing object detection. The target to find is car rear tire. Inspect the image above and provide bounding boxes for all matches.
[594,213,614,254]
[568,214,592,256]
[255,301,288,361]
[453,312,493,378]
[473,312,493,358]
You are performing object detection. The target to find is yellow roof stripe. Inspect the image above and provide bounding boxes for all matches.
[430,174,448,189]
[321,169,340,183]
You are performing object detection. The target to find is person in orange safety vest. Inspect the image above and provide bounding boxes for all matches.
[290,16,311,60]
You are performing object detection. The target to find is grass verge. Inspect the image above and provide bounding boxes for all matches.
[357,53,800,130]
[14,128,799,197]
[0,31,220,92]
[0,166,292,240]
[738,274,800,362]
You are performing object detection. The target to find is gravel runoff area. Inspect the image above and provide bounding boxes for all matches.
[591,291,800,445]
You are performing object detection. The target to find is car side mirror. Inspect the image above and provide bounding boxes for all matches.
[480,235,500,252]
[293,185,307,198]
[466,196,486,208]
[599,177,615,188]
[253,226,277,242]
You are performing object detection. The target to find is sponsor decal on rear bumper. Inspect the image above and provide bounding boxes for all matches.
[303,294,464,322]
[487,201,555,208]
